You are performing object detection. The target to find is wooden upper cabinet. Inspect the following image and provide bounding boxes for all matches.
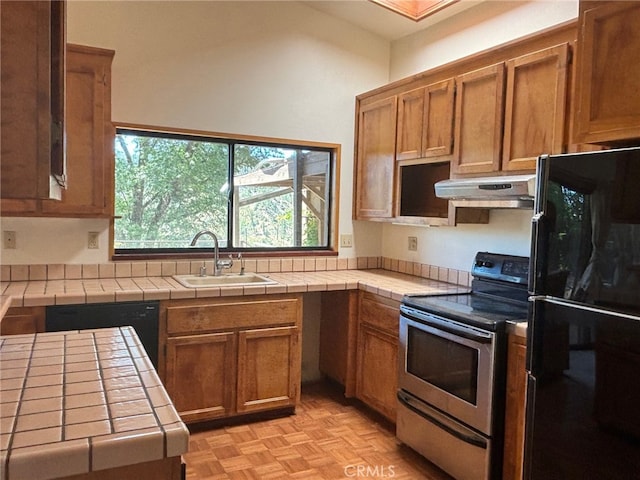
[2,43,115,217]
[396,88,424,161]
[396,78,455,162]
[573,1,640,144]
[452,63,505,175]
[354,97,397,219]
[41,44,115,217]
[502,43,570,172]
[0,0,66,203]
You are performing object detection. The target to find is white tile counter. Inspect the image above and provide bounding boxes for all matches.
[0,327,189,480]
[0,269,471,309]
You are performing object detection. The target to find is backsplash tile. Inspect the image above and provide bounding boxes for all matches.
[81,264,99,279]
[2,256,472,287]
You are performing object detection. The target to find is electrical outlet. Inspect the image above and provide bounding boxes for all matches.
[88,232,100,249]
[340,234,353,248]
[3,231,16,249]
[408,236,418,251]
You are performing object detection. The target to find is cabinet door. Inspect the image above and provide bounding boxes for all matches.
[355,97,397,219]
[0,0,64,202]
[0,307,46,335]
[42,44,114,216]
[503,43,569,172]
[452,63,505,175]
[423,78,455,159]
[396,79,455,162]
[573,1,640,144]
[355,324,398,422]
[165,332,236,423]
[396,88,425,161]
[236,326,300,414]
[502,334,527,480]
[355,292,399,422]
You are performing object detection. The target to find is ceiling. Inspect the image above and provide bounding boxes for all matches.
[302,0,484,41]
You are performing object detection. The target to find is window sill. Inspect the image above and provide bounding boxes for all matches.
[112,249,338,262]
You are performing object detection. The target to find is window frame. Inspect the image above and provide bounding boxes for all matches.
[111,123,340,260]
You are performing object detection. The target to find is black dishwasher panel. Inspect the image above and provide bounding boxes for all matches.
[46,301,159,369]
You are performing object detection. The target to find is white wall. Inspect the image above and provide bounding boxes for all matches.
[390,0,578,81]
[1,1,579,268]
[381,0,578,270]
[0,217,110,265]
[382,210,532,271]
[1,0,390,265]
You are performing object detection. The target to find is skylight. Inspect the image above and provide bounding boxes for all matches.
[368,0,459,22]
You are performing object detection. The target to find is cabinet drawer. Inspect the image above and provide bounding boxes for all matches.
[166,297,300,335]
[359,292,399,335]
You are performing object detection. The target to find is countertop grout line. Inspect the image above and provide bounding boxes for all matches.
[4,334,37,480]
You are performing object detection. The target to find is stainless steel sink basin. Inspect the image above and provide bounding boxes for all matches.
[172,273,277,288]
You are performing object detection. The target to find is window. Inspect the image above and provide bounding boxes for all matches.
[114,127,337,256]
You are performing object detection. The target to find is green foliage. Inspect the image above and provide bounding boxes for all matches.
[114,134,329,250]
[115,135,229,248]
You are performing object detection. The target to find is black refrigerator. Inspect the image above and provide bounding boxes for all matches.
[524,146,640,479]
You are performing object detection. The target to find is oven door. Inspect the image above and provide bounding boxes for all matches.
[398,305,496,435]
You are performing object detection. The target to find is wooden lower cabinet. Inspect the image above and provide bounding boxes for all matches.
[0,307,45,335]
[355,292,400,422]
[160,294,302,424]
[165,332,236,422]
[237,326,299,414]
[503,334,527,480]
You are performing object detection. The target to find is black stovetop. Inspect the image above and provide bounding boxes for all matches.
[401,252,530,330]
[401,292,528,330]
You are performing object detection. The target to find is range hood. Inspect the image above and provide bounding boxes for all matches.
[434,174,536,209]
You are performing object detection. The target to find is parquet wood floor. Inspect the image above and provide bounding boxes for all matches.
[184,381,454,480]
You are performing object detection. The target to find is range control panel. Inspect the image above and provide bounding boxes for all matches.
[471,252,529,285]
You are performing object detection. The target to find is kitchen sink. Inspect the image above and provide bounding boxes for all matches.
[172,273,277,288]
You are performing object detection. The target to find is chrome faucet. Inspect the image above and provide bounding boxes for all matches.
[190,230,233,276]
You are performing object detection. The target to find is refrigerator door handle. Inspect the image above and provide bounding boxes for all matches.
[530,212,548,294]
[543,296,640,322]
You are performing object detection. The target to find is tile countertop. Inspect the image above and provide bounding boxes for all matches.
[0,269,470,308]
[0,269,526,336]
[0,326,189,480]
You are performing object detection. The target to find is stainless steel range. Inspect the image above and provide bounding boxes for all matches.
[397,252,529,480]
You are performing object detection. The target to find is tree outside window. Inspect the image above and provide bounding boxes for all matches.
[114,128,333,254]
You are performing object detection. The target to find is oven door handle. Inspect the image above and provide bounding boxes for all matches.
[400,307,494,343]
[397,390,488,449]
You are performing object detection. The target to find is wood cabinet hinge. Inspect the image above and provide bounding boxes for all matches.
[54,173,67,189]
[51,120,63,146]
